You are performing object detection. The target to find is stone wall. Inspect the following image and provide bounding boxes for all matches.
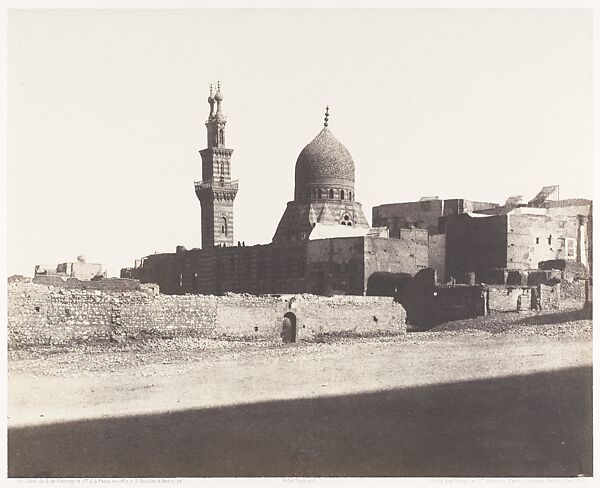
[372,199,444,236]
[7,283,406,349]
[538,259,588,281]
[559,280,587,303]
[291,295,406,339]
[443,199,499,216]
[487,286,532,312]
[123,235,427,297]
[363,233,428,292]
[396,269,563,329]
[306,237,365,295]
[33,276,143,292]
[372,198,499,237]
[126,242,311,296]
[432,286,487,322]
[486,284,561,312]
[445,213,508,281]
[506,213,580,269]
[539,284,561,309]
[428,234,446,283]
[8,284,130,347]
[444,209,588,281]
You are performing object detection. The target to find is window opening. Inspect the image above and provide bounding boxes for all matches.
[222,217,228,236]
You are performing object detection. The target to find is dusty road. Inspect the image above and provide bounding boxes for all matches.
[7,309,593,477]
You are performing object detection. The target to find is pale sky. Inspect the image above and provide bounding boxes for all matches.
[7,9,593,277]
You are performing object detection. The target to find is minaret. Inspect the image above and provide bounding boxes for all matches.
[195,82,238,248]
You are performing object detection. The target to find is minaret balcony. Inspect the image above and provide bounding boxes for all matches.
[195,180,239,192]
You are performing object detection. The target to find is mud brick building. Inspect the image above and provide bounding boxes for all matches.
[122,89,427,295]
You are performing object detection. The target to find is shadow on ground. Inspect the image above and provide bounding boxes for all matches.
[515,306,592,326]
[8,367,592,478]
[415,306,592,333]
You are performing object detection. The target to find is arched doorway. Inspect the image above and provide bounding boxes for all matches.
[282,312,297,343]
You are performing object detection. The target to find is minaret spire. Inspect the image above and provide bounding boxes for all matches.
[196,80,237,249]
[208,83,215,119]
[324,105,329,127]
[215,81,224,120]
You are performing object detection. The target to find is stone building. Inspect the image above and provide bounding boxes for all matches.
[122,88,428,295]
[371,197,499,283]
[34,255,106,281]
[443,197,592,282]
[372,197,499,236]
[377,186,591,283]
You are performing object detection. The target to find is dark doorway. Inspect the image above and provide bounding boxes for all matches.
[282,312,297,343]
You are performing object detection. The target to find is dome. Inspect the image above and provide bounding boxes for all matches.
[294,127,355,190]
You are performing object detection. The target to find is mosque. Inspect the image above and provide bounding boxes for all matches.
[121,85,429,295]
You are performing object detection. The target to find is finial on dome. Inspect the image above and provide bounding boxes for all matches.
[209,83,213,97]
[324,106,329,127]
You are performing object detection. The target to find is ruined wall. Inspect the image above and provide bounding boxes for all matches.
[559,280,587,303]
[444,209,587,281]
[539,284,561,309]
[124,234,427,297]
[445,214,508,281]
[305,237,365,295]
[538,259,588,281]
[442,199,499,217]
[428,234,446,283]
[290,295,406,339]
[128,242,310,296]
[545,200,592,271]
[372,198,499,237]
[487,286,532,312]
[372,199,444,236]
[8,285,140,347]
[364,232,428,293]
[506,213,580,270]
[432,286,487,322]
[7,283,406,348]
[33,276,143,292]
[60,262,105,280]
[476,268,508,285]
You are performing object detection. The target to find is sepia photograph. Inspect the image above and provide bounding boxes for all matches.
[2,1,596,484]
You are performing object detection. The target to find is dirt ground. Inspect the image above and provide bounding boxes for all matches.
[7,307,593,477]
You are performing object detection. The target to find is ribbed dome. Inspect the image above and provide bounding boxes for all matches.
[295,128,355,187]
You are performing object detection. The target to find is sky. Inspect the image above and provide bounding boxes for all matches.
[7,8,593,277]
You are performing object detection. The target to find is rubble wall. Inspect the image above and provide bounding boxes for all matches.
[539,284,561,309]
[32,276,142,292]
[559,280,587,303]
[364,232,428,291]
[487,286,532,312]
[291,295,406,339]
[433,286,486,322]
[7,283,406,348]
[486,284,561,312]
